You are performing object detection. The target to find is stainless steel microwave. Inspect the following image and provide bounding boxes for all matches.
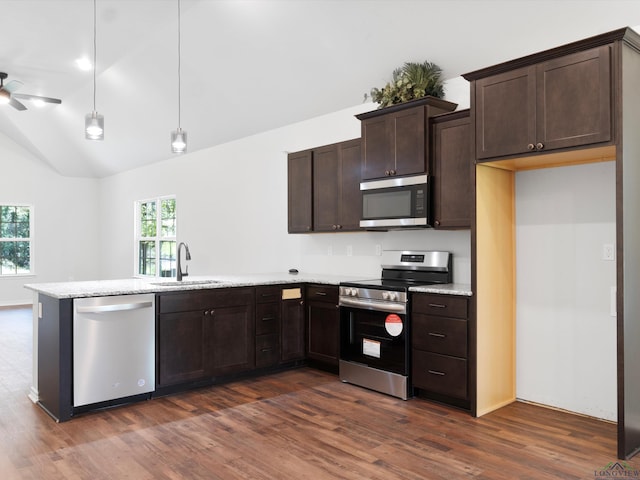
[360,174,429,229]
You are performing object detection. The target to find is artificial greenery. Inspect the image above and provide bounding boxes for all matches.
[368,61,445,109]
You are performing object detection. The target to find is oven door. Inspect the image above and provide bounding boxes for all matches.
[339,305,408,376]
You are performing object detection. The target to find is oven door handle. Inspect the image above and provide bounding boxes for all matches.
[339,297,406,314]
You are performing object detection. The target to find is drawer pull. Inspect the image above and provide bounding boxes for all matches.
[261,316,276,322]
[428,332,446,338]
[428,303,446,308]
[261,347,273,353]
[428,370,446,376]
[315,292,327,296]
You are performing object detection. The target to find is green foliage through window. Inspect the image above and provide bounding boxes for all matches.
[136,197,176,277]
[0,205,32,275]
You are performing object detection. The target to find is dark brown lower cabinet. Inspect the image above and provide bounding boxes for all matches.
[306,284,339,368]
[157,287,255,387]
[281,288,305,362]
[255,285,281,368]
[412,293,470,409]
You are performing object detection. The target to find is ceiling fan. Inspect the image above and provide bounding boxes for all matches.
[0,72,62,111]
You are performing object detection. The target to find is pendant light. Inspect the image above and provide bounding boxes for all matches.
[171,0,187,154]
[85,0,104,140]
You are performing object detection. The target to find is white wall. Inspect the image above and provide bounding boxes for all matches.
[515,161,617,421]
[0,132,100,305]
[98,103,472,283]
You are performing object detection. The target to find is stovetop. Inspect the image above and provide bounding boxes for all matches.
[340,250,453,294]
[340,278,442,292]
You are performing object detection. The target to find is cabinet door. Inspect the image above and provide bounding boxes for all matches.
[281,298,305,362]
[475,66,536,160]
[432,113,472,229]
[536,45,611,151]
[288,150,313,233]
[206,303,255,376]
[361,115,393,181]
[158,311,207,386]
[393,105,427,177]
[313,144,341,232]
[307,300,340,366]
[338,139,362,231]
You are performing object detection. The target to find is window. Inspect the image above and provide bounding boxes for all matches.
[135,197,176,277]
[0,205,33,276]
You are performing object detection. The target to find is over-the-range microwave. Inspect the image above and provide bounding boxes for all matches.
[360,174,430,229]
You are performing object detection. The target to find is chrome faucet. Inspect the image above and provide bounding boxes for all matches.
[176,242,191,281]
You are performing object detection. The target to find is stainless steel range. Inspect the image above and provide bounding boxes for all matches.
[339,250,452,399]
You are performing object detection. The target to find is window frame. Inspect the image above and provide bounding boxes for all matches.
[0,204,35,277]
[134,196,177,278]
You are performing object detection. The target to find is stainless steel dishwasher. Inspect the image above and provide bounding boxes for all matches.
[73,294,155,407]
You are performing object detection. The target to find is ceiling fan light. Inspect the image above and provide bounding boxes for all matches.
[85,111,104,140]
[0,90,10,104]
[171,128,187,154]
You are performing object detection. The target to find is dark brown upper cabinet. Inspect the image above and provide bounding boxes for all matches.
[431,110,472,229]
[356,96,457,181]
[313,139,361,232]
[471,45,612,162]
[287,149,313,233]
[288,139,361,234]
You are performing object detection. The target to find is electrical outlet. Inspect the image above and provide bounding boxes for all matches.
[346,245,353,257]
[603,244,615,261]
[375,244,382,256]
[327,245,333,256]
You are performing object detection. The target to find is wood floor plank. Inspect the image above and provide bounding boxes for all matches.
[1,306,639,479]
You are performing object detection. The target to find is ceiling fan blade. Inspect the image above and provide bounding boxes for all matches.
[3,80,24,93]
[13,93,62,104]
[9,97,27,111]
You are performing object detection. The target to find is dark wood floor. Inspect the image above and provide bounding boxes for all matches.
[1,306,637,479]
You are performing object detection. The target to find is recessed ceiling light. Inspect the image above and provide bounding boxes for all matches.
[75,57,92,71]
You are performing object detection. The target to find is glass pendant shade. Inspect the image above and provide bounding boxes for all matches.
[85,111,104,140]
[171,128,187,154]
[0,91,10,104]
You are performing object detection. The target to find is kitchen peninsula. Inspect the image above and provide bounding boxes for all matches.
[26,274,471,422]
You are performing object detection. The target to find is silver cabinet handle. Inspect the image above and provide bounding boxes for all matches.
[428,370,446,376]
[76,301,152,314]
[428,303,446,308]
[428,332,446,338]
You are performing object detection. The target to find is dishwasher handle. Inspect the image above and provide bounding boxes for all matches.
[76,301,153,314]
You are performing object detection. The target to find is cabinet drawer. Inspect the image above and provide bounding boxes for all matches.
[256,334,280,368]
[306,285,338,304]
[256,302,279,335]
[256,285,281,304]
[412,294,468,318]
[412,314,467,358]
[412,350,467,399]
[158,287,255,314]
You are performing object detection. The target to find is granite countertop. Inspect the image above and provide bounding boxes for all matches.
[409,283,472,296]
[24,273,473,299]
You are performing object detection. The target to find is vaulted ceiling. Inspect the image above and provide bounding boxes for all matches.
[1,0,639,178]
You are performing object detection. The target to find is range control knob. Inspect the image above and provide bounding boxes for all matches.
[350,288,359,297]
[383,291,397,301]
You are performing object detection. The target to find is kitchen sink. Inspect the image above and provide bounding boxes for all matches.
[150,279,223,286]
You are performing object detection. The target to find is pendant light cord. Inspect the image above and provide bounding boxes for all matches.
[92,0,97,112]
[177,0,181,129]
